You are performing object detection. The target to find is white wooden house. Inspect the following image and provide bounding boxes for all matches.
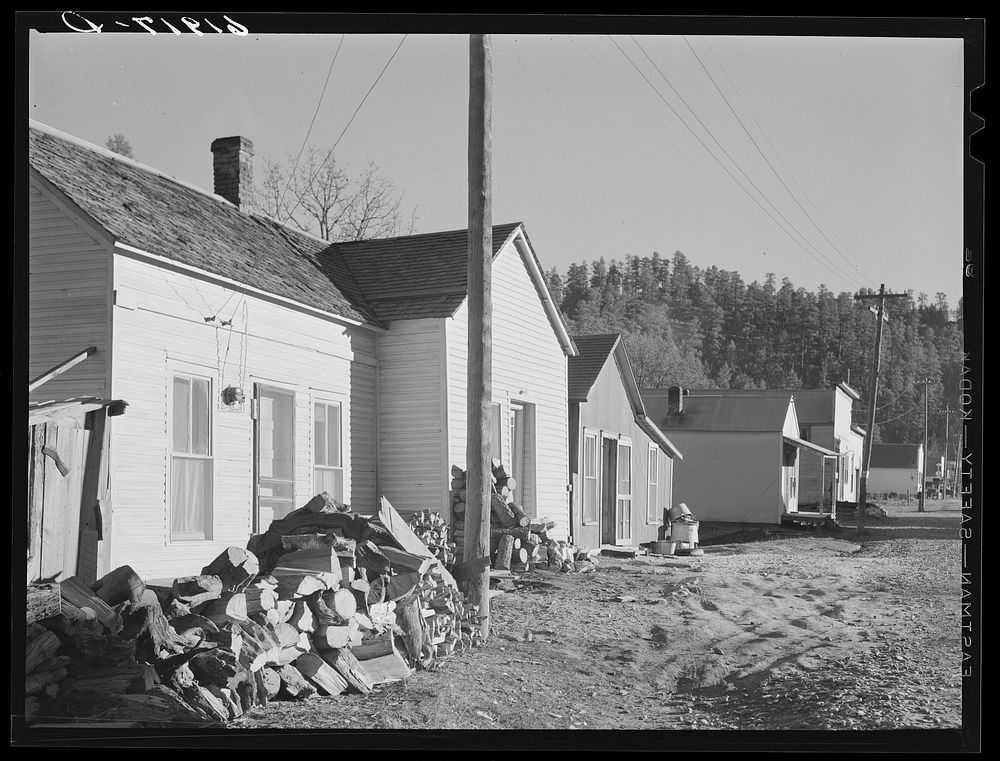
[867,443,924,498]
[28,122,576,580]
[567,334,682,548]
[322,224,576,538]
[29,123,383,581]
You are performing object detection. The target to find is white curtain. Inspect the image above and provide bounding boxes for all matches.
[171,457,211,539]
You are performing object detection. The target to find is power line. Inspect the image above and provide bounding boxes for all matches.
[274,33,346,225]
[626,35,868,291]
[610,36,866,292]
[576,37,782,248]
[681,36,876,288]
[280,34,408,227]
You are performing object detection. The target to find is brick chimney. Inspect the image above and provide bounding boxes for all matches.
[210,136,254,211]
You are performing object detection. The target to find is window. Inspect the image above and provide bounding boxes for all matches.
[583,431,598,524]
[647,445,659,523]
[314,401,344,501]
[617,439,632,540]
[171,374,213,541]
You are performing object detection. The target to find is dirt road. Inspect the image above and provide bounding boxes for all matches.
[232,500,963,732]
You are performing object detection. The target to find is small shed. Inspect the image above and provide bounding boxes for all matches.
[568,334,682,548]
[28,396,127,585]
[867,443,924,498]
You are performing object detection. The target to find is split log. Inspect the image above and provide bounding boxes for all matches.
[26,629,62,674]
[277,633,311,666]
[313,622,357,650]
[195,592,249,626]
[244,582,280,613]
[358,650,412,684]
[510,547,528,566]
[294,652,349,697]
[68,629,136,669]
[93,566,146,607]
[396,599,425,663]
[355,541,391,575]
[25,655,71,695]
[205,684,242,720]
[274,548,344,577]
[379,546,433,575]
[119,589,188,661]
[492,534,514,570]
[277,663,317,699]
[275,599,295,623]
[208,623,243,660]
[287,601,314,633]
[271,622,300,649]
[490,493,519,529]
[529,520,556,532]
[27,583,61,625]
[318,647,373,695]
[62,663,158,695]
[59,576,119,630]
[369,601,398,632]
[172,575,224,607]
[200,547,260,593]
[188,649,242,690]
[169,613,220,640]
[385,571,421,602]
[272,570,337,599]
[261,667,281,699]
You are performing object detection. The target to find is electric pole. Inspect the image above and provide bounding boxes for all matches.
[919,378,929,513]
[464,33,493,640]
[854,284,909,534]
[944,404,951,498]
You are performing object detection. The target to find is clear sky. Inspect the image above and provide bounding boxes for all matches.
[27,21,966,307]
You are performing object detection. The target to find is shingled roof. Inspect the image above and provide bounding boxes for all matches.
[568,334,620,402]
[642,390,794,432]
[321,223,522,322]
[28,122,379,327]
[870,443,922,470]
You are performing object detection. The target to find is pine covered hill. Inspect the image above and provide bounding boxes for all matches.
[546,251,964,456]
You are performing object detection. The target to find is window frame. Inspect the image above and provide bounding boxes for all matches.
[646,443,659,524]
[168,371,215,543]
[313,398,345,501]
[616,437,633,541]
[582,429,599,525]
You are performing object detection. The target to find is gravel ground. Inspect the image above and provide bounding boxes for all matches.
[231,499,965,735]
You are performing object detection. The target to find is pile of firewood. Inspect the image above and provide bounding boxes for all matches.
[449,462,569,573]
[407,511,456,567]
[22,493,485,727]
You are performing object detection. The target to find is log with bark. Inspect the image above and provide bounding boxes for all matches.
[355,541,391,575]
[27,583,61,625]
[93,566,146,607]
[26,628,62,674]
[492,534,514,571]
[194,592,249,626]
[277,663,317,699]
[272,570,338,599]
[293,652,348,697]
[318,647,373,694]
[490,493,519,529]
[119,589,188,662]
[59,576,119,630]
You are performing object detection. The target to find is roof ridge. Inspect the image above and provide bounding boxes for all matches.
[325,220,523,249]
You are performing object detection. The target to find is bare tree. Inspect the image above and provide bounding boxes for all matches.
[105,133,134,158]
[257,148,416,241]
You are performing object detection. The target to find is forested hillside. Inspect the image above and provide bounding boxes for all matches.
[545,251,964,456]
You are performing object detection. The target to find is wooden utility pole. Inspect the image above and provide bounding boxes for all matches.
[854,284,908,533]
[464,33,493,640]
[944,404,951,498]
[918,379,930,512]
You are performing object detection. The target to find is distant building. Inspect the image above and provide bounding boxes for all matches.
[642,387,837,525]
[867,443,924,497]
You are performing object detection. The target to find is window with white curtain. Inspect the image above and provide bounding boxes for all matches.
[314,401,344,501]
[171,374,213,541]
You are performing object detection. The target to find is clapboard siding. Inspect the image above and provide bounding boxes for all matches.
[375,319,446,516]
[446,241,569,538]
[108,254,366,579]
[350,332,378,515]
[29,183,110,402]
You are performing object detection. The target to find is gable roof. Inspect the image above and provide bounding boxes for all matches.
[568,334,620,402]
[870,443,922,469]
[28,122,379,327]
[570,335,682,459]
[323,224,521,322]
[642,389,794,433]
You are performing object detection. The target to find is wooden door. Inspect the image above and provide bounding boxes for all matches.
[600,437,617,545]
[254,385,296,531]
